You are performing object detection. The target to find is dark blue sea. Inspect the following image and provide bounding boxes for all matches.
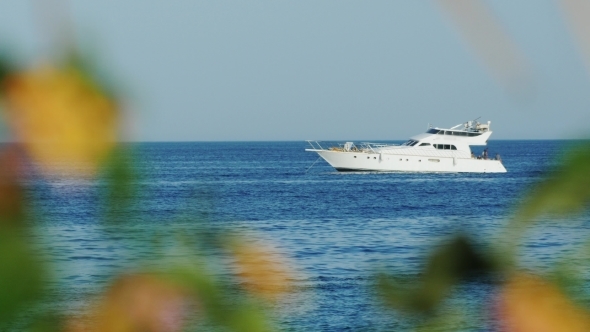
[29,140,590,331]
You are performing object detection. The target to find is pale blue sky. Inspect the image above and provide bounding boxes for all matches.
[1,1,590,141]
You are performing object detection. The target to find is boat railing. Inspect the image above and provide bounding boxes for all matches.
[307,140,360,152]
[360,142,399,152]
[306,140,326,150]
[362,142,398,147]
[307,140,400,153]
[360,143,377,153]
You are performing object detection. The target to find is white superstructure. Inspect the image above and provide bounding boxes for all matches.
[306,119,506,173]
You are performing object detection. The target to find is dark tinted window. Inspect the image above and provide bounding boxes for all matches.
[426,129,440,134]
[419,143,431,146]
[403,140,420,146]
[433,144,457,150]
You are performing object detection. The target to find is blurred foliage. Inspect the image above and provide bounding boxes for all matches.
[99,146,138,224]
[377,142,590,331]
[0,51,14,87]
[1,52,590,332]
[0,50,294,332]
[377,235,496,314]
[516,142,590,222]
[374,0,590,328]
[0,146,46,327]
[2,63,119,178]
[498,274,590,332]
[1,2,590,331]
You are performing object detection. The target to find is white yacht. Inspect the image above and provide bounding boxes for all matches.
[306,119,506,173]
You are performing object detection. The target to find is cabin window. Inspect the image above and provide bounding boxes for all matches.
[446,131,470,136]
[419,143,431,146]
[433,144,456,150]
[437,130,482,136]
[428,159,440,162]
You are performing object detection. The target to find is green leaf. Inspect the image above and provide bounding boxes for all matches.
[377,234,496,314]
[515,142,590,222]
[99,145,138,224]
[0,231,46,325]
[25,313,63,332]
[0,50,15,86]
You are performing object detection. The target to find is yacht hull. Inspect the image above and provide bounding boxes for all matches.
[307,149,507,173]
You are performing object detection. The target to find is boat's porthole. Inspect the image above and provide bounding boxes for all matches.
[406,159,408,161]
[367,156,370,159]
[354,156,356,158]
[373,157,376,159]
[399,159,402,161]
[419,160,421,162]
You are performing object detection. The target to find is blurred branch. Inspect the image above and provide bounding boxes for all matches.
[437,0,534,98]
[559,0,590,76]
[378,234,497,315]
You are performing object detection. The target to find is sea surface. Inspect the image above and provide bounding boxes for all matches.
[27,140,590,331]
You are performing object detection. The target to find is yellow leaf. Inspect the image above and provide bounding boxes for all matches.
[498,273,590,332]
[2,65,119,178]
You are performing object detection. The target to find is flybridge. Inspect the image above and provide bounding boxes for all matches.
[426,119,491,137]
